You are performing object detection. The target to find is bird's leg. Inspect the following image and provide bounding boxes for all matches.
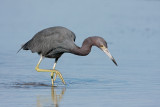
[51,72,54,86]
[51,60,57,85]
[35,55,44,71]
[35,55,65,85]
[51,58,65,85]
[53,60,57,82]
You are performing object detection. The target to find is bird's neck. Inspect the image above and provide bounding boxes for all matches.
[71,37,94,56]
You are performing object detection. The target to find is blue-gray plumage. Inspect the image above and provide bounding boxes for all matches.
[19,26,76,59]
[18,26,117,85]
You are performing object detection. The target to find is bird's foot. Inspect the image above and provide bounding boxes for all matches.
[35,67,65,85]
[51,71,65,86]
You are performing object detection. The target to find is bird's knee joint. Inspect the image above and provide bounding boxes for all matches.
[35,67,40,72]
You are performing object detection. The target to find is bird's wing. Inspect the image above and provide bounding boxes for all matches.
[23,27,76,56]
[18,26,76,57]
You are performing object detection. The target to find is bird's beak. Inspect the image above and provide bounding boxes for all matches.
[100,45,118,66]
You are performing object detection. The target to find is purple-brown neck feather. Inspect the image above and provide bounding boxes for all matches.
[71,36,105,56]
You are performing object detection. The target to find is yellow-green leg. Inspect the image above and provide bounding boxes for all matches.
[35,55,65,86]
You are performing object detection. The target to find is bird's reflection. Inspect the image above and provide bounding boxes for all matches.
[37,86,66,107]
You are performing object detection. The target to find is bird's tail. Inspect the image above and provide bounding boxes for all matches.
[17,45,24,53]
[17,42,29,53]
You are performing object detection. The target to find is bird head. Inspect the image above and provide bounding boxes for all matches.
[91,36,118,66]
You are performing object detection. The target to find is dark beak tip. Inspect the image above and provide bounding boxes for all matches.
[112,59,118,66]
[114,62,118,66]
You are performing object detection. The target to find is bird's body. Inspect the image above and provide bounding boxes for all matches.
[19,26,117,85]
[21,26,76,58]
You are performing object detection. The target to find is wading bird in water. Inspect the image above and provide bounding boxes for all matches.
[18,26,117,86]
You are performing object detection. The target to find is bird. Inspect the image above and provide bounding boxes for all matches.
[18,26,117,86]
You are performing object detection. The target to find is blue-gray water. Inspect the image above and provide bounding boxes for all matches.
[0,0,160,107]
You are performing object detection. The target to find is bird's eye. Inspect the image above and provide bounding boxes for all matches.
[100,44,104,48]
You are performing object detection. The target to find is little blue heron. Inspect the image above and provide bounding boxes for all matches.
[18,26,117,85]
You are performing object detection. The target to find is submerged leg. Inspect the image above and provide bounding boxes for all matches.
[35,55,65,85]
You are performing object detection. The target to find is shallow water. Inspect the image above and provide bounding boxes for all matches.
[0,0,160,107]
